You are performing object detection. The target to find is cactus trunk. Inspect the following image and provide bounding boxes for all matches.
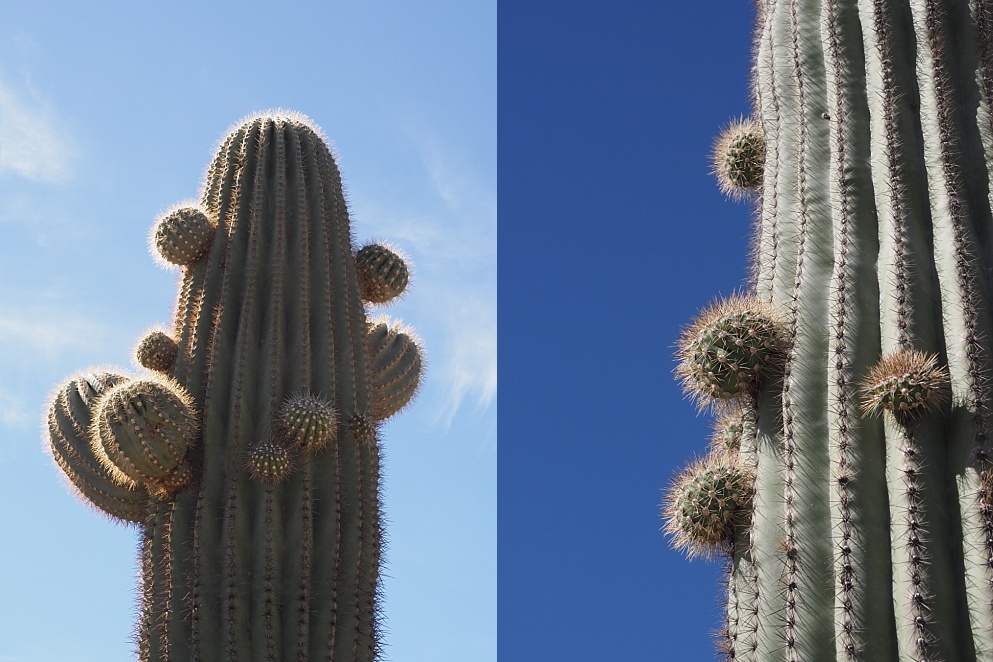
[46,113,423,661]
[668,1,993,660]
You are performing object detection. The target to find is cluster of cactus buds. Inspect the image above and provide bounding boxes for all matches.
[663,1,993,659]
[44,112,426,660]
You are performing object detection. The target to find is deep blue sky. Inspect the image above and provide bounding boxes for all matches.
[499,2,759,659]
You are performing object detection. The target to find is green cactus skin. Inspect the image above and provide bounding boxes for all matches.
[667,1,993,660]
[45,112,424,661]
[355,243,410,304]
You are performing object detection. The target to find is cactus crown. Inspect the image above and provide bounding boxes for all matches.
[663,453,754,560]
[676,294,786,409]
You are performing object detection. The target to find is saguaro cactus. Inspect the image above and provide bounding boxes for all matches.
[664,1,993,660]
[46,112,423,661]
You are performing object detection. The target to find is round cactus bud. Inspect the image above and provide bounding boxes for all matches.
[676,294,786,408]
[712,117,765,200]
[153,206,214,267]
[90,377,198,492]
[277,393,337,453]
[246,440,293,484]
[348,412,377,445]
[860,349,950,421]
[356,243,409,304]
[136,330,179,373]
[367,319,423,420]
[662,453,754,560]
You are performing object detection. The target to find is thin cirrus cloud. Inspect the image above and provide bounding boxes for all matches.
[0,75,74,183]
[386,131,496,425]
[0,304,106,362]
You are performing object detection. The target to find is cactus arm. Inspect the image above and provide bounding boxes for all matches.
[367,321,424,420]
[47,373,151,522]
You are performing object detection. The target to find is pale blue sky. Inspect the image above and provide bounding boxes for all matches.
[0,2,494,660]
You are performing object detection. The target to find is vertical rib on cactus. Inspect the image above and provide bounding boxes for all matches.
[45,111,422,661]
[666,1,993,659]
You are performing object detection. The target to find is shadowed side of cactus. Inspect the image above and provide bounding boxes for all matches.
[45,112,423,661]
[665,1,993,660]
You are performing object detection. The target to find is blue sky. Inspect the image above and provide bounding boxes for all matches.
[0,2,493,661]
[499,2,759,659]
[1,1,770,660]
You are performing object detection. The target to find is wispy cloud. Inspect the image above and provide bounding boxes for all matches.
[435,290,497,426]
[0,304,106,360]
[355,127,496,424]
[404,130,496,423]
[0,72,75,183]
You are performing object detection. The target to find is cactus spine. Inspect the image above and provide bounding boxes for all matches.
[665,1,993,660]
[45,112,423,661]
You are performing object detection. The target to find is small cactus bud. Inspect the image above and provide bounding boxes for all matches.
[246,440,293,484]
[860,349,950,421]
[663,453,754,560]
[348,412,377,444]
[90,377,198,493]
[153,206,214,267]
[136,330,179,373]
[356,243,410,304]
[277,393,337,453]
[712,118,766,200]
[711,408,745,455]
[676,294,786,409]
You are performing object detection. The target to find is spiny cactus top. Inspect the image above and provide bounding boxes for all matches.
[45,111,424,661]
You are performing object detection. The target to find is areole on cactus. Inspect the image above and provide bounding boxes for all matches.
[44,111,424,661]
[664,1,993,660]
